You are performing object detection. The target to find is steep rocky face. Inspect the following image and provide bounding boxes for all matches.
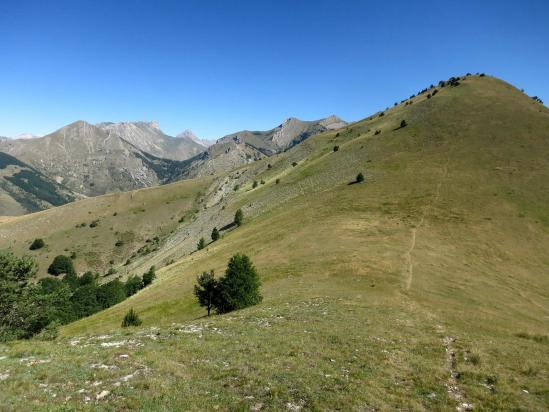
[96,121,206,161]
[0,121,185,197]
[177,140,267,179]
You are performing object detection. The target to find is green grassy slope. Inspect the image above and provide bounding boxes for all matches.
[0,176,212,277]
[1,75,548,410]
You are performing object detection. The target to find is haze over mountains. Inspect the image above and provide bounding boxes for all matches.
[0,115,346,214]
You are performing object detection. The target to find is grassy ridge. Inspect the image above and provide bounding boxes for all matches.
[0,75,548,410]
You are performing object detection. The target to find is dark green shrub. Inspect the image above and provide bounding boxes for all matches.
[121,308,142,327]
[48,255,75,276]
[62,271,79,290]
[356,172,365,183]
[29,238,45,250]
[197,237,206,251]
[115,240,124,247]
[211,227,220,242]
[89,220,99,228]
[275,179,280,184]
[400,120,407,128]
[79,271,97,286]
[252,180,258,188]
[333,145,339,152]
[292,162,298,167]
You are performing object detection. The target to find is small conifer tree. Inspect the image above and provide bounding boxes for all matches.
[197,237,206,250]
[234,209,244,226]
[356,172,365,183]
[142,266,156,286]
[215,254,262,313]
[194,271,218,316]
[211,227,220,242]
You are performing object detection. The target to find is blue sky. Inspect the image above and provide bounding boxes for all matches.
[0,0,547,139]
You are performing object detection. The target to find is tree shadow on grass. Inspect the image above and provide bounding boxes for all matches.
[220,221,237,231]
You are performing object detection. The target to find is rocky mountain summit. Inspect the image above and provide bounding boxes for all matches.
[177,129,215,147]
[96,121,206,160]
[0,121,188,198]
[217,115,347,155]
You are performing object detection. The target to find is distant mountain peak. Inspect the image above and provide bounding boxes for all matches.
[177,129,198,140]
[177,129,214,148]
[319,115,347,130]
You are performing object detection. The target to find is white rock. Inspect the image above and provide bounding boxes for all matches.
[96,390,110,400]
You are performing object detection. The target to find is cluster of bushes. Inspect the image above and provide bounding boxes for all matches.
[194,254,262,316]
[134,236,161,258]
[0,250,156,341]
[439,76,460,88]
[531,96,544,104]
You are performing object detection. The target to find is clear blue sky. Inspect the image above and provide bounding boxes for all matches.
[1,0,547,139]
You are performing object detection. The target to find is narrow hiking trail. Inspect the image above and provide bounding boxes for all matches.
[436,325,474,411]
[402,158,473,410]
[404,159,449,290]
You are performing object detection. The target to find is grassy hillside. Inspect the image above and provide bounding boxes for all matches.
[0,75,548,410]
[0,176,213,277]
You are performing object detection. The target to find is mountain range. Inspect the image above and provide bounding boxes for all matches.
[0,116,347,214]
